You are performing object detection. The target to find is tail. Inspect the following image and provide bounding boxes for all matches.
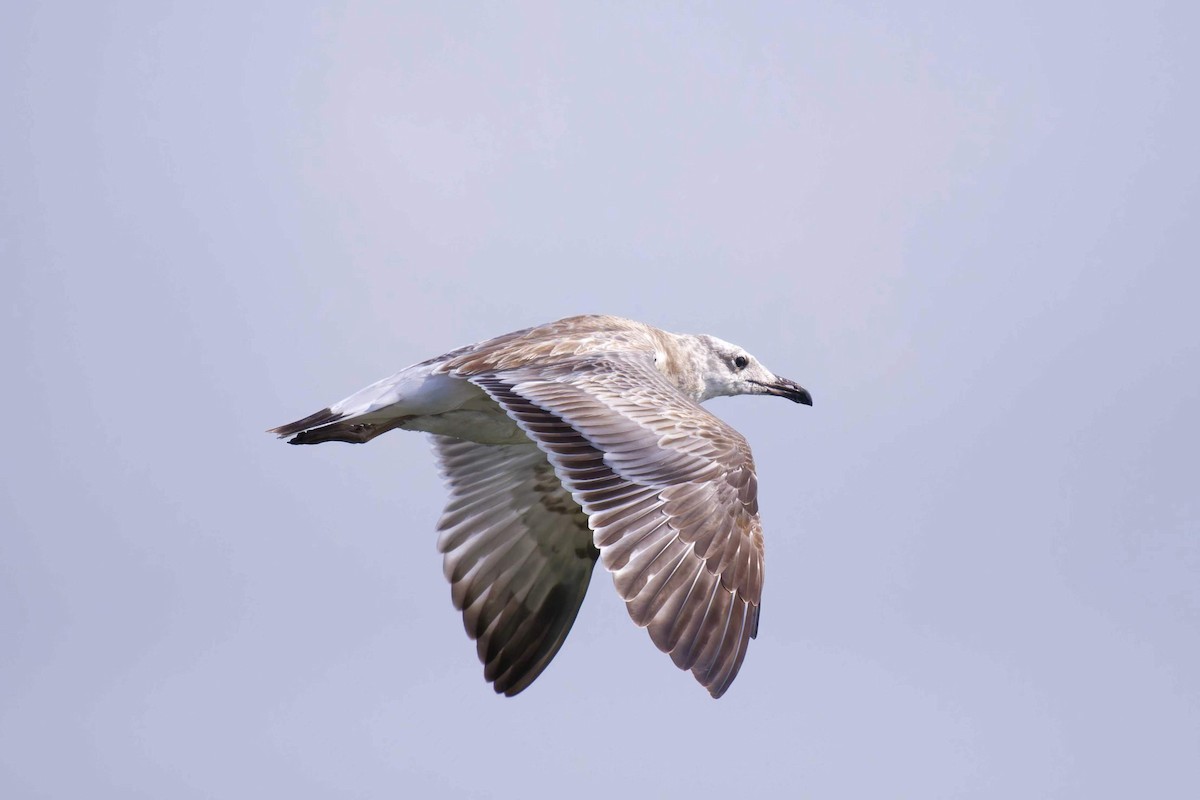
[270,363,442,445]
[268,406,411,445]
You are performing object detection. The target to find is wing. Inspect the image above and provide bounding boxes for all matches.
[431,435,599,696]
[467,356,765,698]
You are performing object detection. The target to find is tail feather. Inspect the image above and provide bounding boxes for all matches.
[268,407,344,439]
[269,407,411,445]
[271,364,443,445]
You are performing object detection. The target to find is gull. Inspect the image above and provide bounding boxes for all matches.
[270,314,812,698]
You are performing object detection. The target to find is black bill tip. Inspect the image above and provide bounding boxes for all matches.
[766,377,812,406]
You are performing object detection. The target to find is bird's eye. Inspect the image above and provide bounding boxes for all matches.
[733,355,749,370]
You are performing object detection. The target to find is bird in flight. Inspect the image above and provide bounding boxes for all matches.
[271,314,812,698]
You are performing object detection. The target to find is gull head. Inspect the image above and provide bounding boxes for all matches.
[677,334,813,406]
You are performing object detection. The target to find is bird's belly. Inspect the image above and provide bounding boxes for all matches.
[403,408,531,445]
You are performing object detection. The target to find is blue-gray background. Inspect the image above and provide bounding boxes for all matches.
[4,2,1197,797]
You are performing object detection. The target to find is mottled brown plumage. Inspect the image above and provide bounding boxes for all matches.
[271,314,811,697]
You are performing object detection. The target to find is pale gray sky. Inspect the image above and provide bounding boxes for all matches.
[3,2,1198,798]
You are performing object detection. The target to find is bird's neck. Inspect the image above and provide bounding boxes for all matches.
[653,332,710,403]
